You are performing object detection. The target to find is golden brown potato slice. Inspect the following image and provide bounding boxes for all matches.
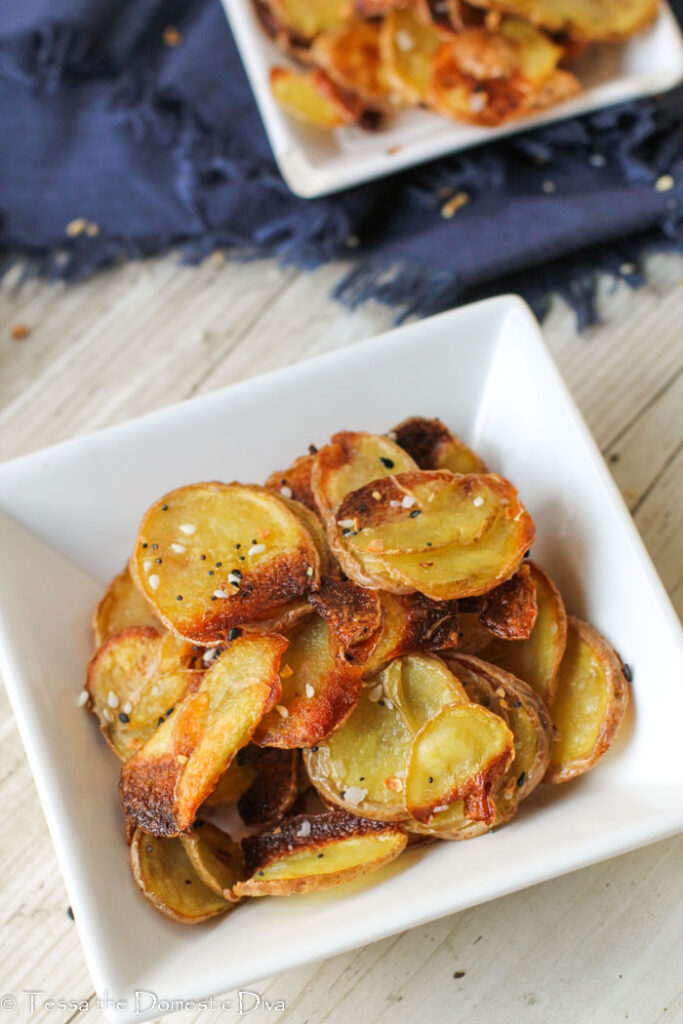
[481,562,567,705]
[92,567,162,648]
[253,615,363,748]
[130,483,320,643]
[180,821,244,902]
[447,653,552,819]
[429,19,580,126]
[203,757,256,806]
[86,628,203,761]
[312,430,418,519]
[281,497,338,577]
[308,576,383,656]
[473,562,538,639]
[266,452,318,512]
[362,591,460,674]
[392,416,488,474]
[130,828,231,923]
[234,810,407,897]
[311,20,393,109]
[332,470,535,599]
[236,746,299,826]
[270,67,364,129]
[456,609,497,654]
[270,0,354,40]
[464,0,658,42]
[545,617,629,783]
[405,702,514,823]
[120,634,286,837]
[380,7,443,105]
[304,653,465,821]
[241,598,313,635]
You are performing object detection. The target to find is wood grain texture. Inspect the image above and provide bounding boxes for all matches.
[0,251,681,1024]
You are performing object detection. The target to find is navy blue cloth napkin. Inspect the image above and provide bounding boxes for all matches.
[1,0,682,325]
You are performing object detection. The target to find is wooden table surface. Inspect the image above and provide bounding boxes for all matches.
[0,252,681,1024]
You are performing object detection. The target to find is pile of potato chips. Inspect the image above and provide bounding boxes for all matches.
[84,416,630,923]
[257,0,659,129]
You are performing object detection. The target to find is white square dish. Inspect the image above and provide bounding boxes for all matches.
[0,295,681,1024]
[222,0,683,197]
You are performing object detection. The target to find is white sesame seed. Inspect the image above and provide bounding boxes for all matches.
[148,574,160,591]
[275,704,289,718]
[143,559,152,573]
[588,153,606,168]
[342,786,367,805]
[542,180,556,193]
[337,518,356,529]
[655,174,674,192]
[107,690,119,708]
[469,91,487,113]
[368,683,383,702]
[76,689,89,708]
[176,754,188,764]
[387,431,397,441]
[203,647,220,665]
[384,698,394,711]
[473,496,484,507]
[179,523,196,535]
[248,544,265,556]
[401,494,416,509]
[213,589,229,598]
[280,485,293,499]
[372,490,381,500]
[306,566,314,577]
[228,572,241,586]
[434,804,449,814]
[122,701,133,715]
[102,707,113,723]
[170,543,186,553]
[396,29,414,51]
[305,683,315,699]
[390,500,400,507]
[297,819,312,837]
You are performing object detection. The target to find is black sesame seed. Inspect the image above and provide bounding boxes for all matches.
[142,542,148,549]
[184,879,192,885]
[200,554,207,560]
[378,700,385,707]
[165,707,174,718]
[512,700,521,708]
[211,596,217,601]
[118,711,130,723]
[216,561,222,568]
[360,776,365,781]
[176,595,183,601]
[428,776,434,784]
[232,568,243,578]
[239,556,245,561]
[162,504,168,511]
[208,570,215,576]
[517,772,525,788]
[155,557,162,564]
[344,652,354,662]
[623,663,633,682]
[228,628,241,641]
[157,717,164,725]
[308,444,318,454]
[524,550,530,558]
[67,906,75,920]
[609,452,620,464]
[235,543,241,549]
[318,853,324,858]
[410,509,422,518]
[380,457,394,469]
[453,971,466,980]
[252,539,258,545]
[258,870,264,876]
[426,541,432,547]
[310,746,319,752]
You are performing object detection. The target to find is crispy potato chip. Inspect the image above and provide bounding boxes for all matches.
[204,757,256,806]
[234,810,407,896]
[312,430,418,520]
[546,617,629,783]
[447,653,552,818]
[465,0,659,41]
[308,576,383,654]
[332,470,535,599]
[392,416,488,474]
[380,7,443,105]
[120,634,286,836]
[362,591,459,674]
[180,821,244,901]
[270,66,364,129]
[311,20,393,109]
[92,567,162,648]
[304,653,464,820]
[254,615,363,748]
[86,628,203,761]
[405,702,514,823]
[131,482,320,643]
[130,828,230,923]
[475,562,538,639]
[236,746,299,826]
[481,562,567,704]
[266,453,318,511]
[270,0,355,40]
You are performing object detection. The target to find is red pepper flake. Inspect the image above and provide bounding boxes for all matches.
[419,561,434,568]
[163,25,182,46]
[10,323,30,340]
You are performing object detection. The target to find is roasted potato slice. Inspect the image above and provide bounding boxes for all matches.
[311,20,393,109]
[130,483,320,643]
[242,598,313,635]
[405,702,514,823]
[447,653,552,819]
[254,615,363,748]
[304,653,465,821]
[92,567,162,648]
[180,821,244,902]
[464,0,659,42]
[86,627,203,761]
[546,617,629,783]
[203,757,256,806]
[270,0,354,41]
[332,470,535,599]
[362,591,459,674]
[392,416,488,474]
[120,634,287,836]
[266,453,318,512]
[482,562,567,705]
[308,576,383,655]
[312,431,418,519]
[474,562,538,640]
[281,497,338,577]
[234,810,407,897]
[237,746,299,826]
[380,6,443,105]
[130,828,231,923]
[270,67,364,129]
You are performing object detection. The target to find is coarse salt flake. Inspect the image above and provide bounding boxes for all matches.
[305,683,315,699]
[297,820,312,837]
[342,786,367,805]
[170,543,186,554]
[148,574,160,591]
[401,494,416,509]
[76,689,89,708]
[179,523,196,535]
[473,496,484,507]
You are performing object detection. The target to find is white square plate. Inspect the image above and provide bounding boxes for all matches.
[223,0,683,196]
[0,296,681,1024]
